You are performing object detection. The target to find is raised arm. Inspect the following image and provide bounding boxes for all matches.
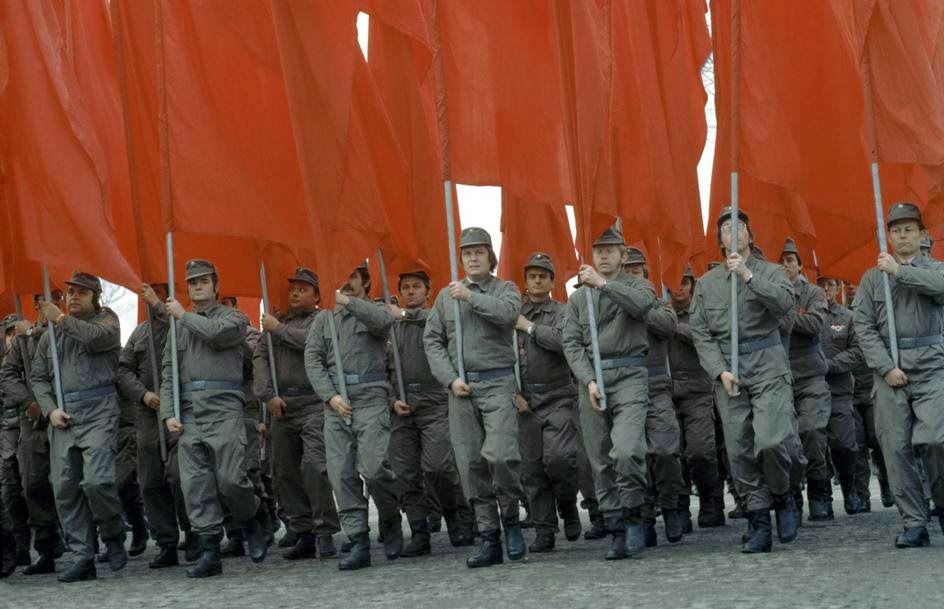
[562,293,594,387]
[178,308,246,350]
[466,280,521,328]
[599,277,657,319]
[58,310,120,354]
[345,298,393,339]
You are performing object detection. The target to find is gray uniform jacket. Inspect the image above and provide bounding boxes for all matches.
[117,304,169,406]
[823,301,863,398]
[252,308,318,404]
[786,277,829,380]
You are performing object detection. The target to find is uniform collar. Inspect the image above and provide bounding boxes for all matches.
[522,297,554,315]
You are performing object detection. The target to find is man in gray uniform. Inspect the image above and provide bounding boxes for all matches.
[424,227,528,568]
[690,208,799,553]
[386,269,474,556]
[117,283,195,568]
[669,265,726,528]
[0,314,30,576]
[161,260,268,577]
[816,275,864,515]
[853,202,944,548]
[780,238,833,520]
[305,263,403,570]
[1,298,64,576]
[254,267,340,560]
[31,272,128,582]
[562,225,656,561]
[514,253,583,552]
[622,248,686,545]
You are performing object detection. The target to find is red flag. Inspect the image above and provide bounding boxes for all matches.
[0,0,139,286]
[498,194,577,303]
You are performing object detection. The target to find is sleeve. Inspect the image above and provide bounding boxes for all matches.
[178,309,247,350]
[644,302,677,339]
[851,273,896,377]
[561,292,595,387]
[270,320,308,351]
[466,281,520,328]
[599,277,656,319]
[304,312,339,403]
[530,309,564,354]
[746,267,795,317]
[345,298,393,339]
[689,284,728,381]
[674,311,695,346]
[117,326,149,406]
[252,331,276,404]
[829,318,865,374]
[792,285,827,337]
[422,292,459,388]
[0,338,34,409]
[158,333,175,421]
[29,334,57,416]
[895,264,944,302]
[57,311,120,354]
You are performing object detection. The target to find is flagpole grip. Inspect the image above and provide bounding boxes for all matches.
[377,250,407,404]
[443,180,465,382]
[585,288,606,411]
[42,266,65,411]
[166,232,181,422]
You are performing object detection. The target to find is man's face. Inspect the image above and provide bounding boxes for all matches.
[461,246,490,278]
[781,253,801,281]
[888,220,923,258]
[399,276,429,309]
[288,282,319,311]
[592,245,622,275]
[672,277,694,307]
[66,285,95,317]
[524,268,552,299]
[818,279,839,303]
[188,275,216,304]
[624,263,645,279]
[341,270,366,299]
[719,219,750,253]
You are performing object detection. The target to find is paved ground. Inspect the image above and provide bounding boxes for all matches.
[2,483,942,609]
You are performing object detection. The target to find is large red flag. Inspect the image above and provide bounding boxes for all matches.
[498,194,578,303]
[0,0,139,287]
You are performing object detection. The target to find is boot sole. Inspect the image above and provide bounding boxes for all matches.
[740,545,772,553]
[186,567,223,578]
[58,574,97,582]
[338,561,371,571]
[283,551,318,561]
[895,539,930,548]
[148,561,179,569]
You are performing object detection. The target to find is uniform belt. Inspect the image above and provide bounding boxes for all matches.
[599,356,645,370]
[330,372,387,386]
[281,387,315,398]
[647,365,667,378]
[181,380,242,392]
[672,369,705,381]
[405,382,443,394]
[63,385,117,404]
[718,332,780,355]
[465,367,515,382]
[883,335,944,350]
[522,377,572,393]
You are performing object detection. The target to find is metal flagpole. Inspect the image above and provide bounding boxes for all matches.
[41,266,65,411]
[376,251,406,404]
[585,285,606,411]
[166,232,181,422]
[326,311,351,427]
[443,183,466,382]
[144,304,168,463]
[512,329,523,394]
[861,49,899,366]
[729,0,742,380]
[258,262,276,462]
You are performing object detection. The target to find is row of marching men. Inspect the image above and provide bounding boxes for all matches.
[1,200,941,582]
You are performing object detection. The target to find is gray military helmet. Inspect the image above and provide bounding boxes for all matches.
[184,259,217,281]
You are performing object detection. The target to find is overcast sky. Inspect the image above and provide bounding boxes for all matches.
[107,13,716,344]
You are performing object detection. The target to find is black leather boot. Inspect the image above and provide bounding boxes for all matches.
[23,553,56,575]
[584,513,607,540]
[401,520,431,558]
[183,531,201,562]
[105,533,128,572]
[381,517,403,560]
[698,494,725,528]
[662,508,684,543]
[127,505,150,557]
[317,535,337,558]
[773,493,799,543]
[148,543,179,569]
[283,532,317,561]
[559,501,582,541]
[502,516,527,561]
[187,535,222,578]
[58,557,96,583]
[839,477,862,515]
[604,517,627,561]
[466,529,503,568]
[894,526,930,549]
[428,512,443,533]
[278,529,298,548]
[879,477,895,507]
[807,480,833,521]
[244,510,269,563]
[338,532,371,570]
[741,510,772,554]
[624,508,646,558]
[642,518,657,548]
[0,530,16,579]
[529,529,555,553]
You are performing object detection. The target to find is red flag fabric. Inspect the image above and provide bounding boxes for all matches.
[498,194,577,303]
[0,0,139,287]
[271,0,417,306]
